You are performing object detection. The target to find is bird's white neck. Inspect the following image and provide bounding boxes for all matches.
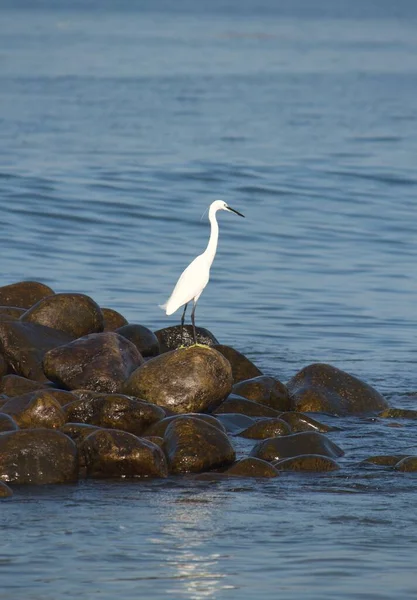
[203,205,220,266]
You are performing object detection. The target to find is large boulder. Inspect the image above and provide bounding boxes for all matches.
[64,394,165,436]
[80,429,168,478]
[1,391,66,429]
[164,416,235,474]
[43,332,143,392]
[21,293,104,338]
[0,281,54,309]
[123,346,232,414]
[0,321,74,381]
[154,325,219,352]
[232,376,291,411]
[250,431,344,462]
[116,324,160,358]
[286,363,389,415]
[213,345,262,383]
[0,429,78,484]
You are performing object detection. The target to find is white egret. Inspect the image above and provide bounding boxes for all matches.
[160,199,245,344]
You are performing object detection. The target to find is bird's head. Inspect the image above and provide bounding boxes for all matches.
[211,199,245,218]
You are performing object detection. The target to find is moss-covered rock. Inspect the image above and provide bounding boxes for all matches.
[250,431,344,462]
[237,418,291,439]
[144,413,225,437]
[0,413,19,432]
[225,457,279,478]
[232,376,291,411]
[101,307,128,331]
[278,412,335,433]
[0,281,54,309]
[154,325,219,352]
[1,391,66,429]
[273,454,340,472]
[213,345,262,383]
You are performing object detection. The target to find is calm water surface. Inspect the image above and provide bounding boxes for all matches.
[1,1,417,598]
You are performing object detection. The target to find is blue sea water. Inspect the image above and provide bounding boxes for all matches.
[1,1,417,598]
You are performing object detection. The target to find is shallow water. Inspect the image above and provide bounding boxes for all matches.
[1,1,417,598]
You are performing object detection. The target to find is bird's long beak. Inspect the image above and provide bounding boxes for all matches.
[226,205,245,218]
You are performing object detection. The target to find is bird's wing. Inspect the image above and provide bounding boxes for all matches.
[162,254,210,315]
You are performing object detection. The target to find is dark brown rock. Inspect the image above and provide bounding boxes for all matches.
[60,423,103,468]
[213,394,282,417]
[64,394,165,436]
[0,374,49,397]
[273,454,340,472]
[80,429,168,478]
[101,307,128,331]
[154,325,219,353]
[0,395,8,409]
[0,306,25,320]
[360,455,408,467]
[43,332,143,392]
[0,320,74,381]
[232,376,291,411]
[145,413,225,437]
[287,363,389,415]
[237,418,291,439]
[123,346,232,414]
[0,281,54,309]
[142,435,165,451]
[215,412,256,433]
[0,413,19,432]
[116,324,160,358]
[164,416,235,474]
[1,391,66,429]
[21,293,104,338]
[378,408,417,419]
[0,429,78,484]
[213,345,262,383]
[0,481,13,498]
[250,431,344,462]
[225,457,279,478]
[0,354,7,378]
[395,457,417,472]
[279,412,335,433]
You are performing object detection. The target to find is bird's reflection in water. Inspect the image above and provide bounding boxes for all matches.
[150,489,237,599]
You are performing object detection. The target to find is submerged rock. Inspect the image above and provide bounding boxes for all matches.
[101,307,128,331]
[213,345,262,383]
[43,332,143,392]
[360,455,408,467]
[278,412,335,433]
[394,457,417,472]
[21,293,104,338]
[80,429,168,479]
[116,323,160,357]
[232,376,291,411]
[123,345,232,414]
[214,412,256,433]
[0,429,78,484]
[287,363,389,415]
[273,454,340,472]
[213,394,282,417]
[154,325,219,352]
[164,416,235,474]
[237,418,291,439]
[0,281,54,309]
[378,408,417,419]
[1,391,66,429]
[225,457,279,478]
[144,413,225,437]
[0,320,74,381]
[250,431,344,462]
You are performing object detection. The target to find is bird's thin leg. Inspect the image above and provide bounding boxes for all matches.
[191,300,197,344]
[180,303,188,344]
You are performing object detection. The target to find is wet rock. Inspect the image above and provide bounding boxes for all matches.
[21,293,104,338]
[154,325,219,353]
[124,346,232,414]
[232,376,291,411]
[164,416,235,474]
[60,423,102,467]
[215,412,256,433]
[0,374,49,397]
[81,429,168,478]
[64,394,165,436]
[395,457,417,472]
[0,413,19,432]
[145,413,225,437]
[101,307,128,331]
[0,281,54,309]
[213,394,282,418]
[0,481,13,498]
[0,429,78,484]
[0,306,25,320]
[116,324,160,358]
[0,395,8,409]
[250,431,344,462]
[378,408,417,419]
[279,412,335,433]
[237,418,291,439]
[360,455,408,467]
[273,454,340,472]
[142,435,165,451]
[213,345,262,383]
[225,457,279,478]
[43,332,143,392]
[1,391,66,429]
[287,363,389,415]
[0,320,74,381]
[0,354,7,378]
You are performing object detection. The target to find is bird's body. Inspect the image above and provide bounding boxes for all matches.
[160,199,244,343]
